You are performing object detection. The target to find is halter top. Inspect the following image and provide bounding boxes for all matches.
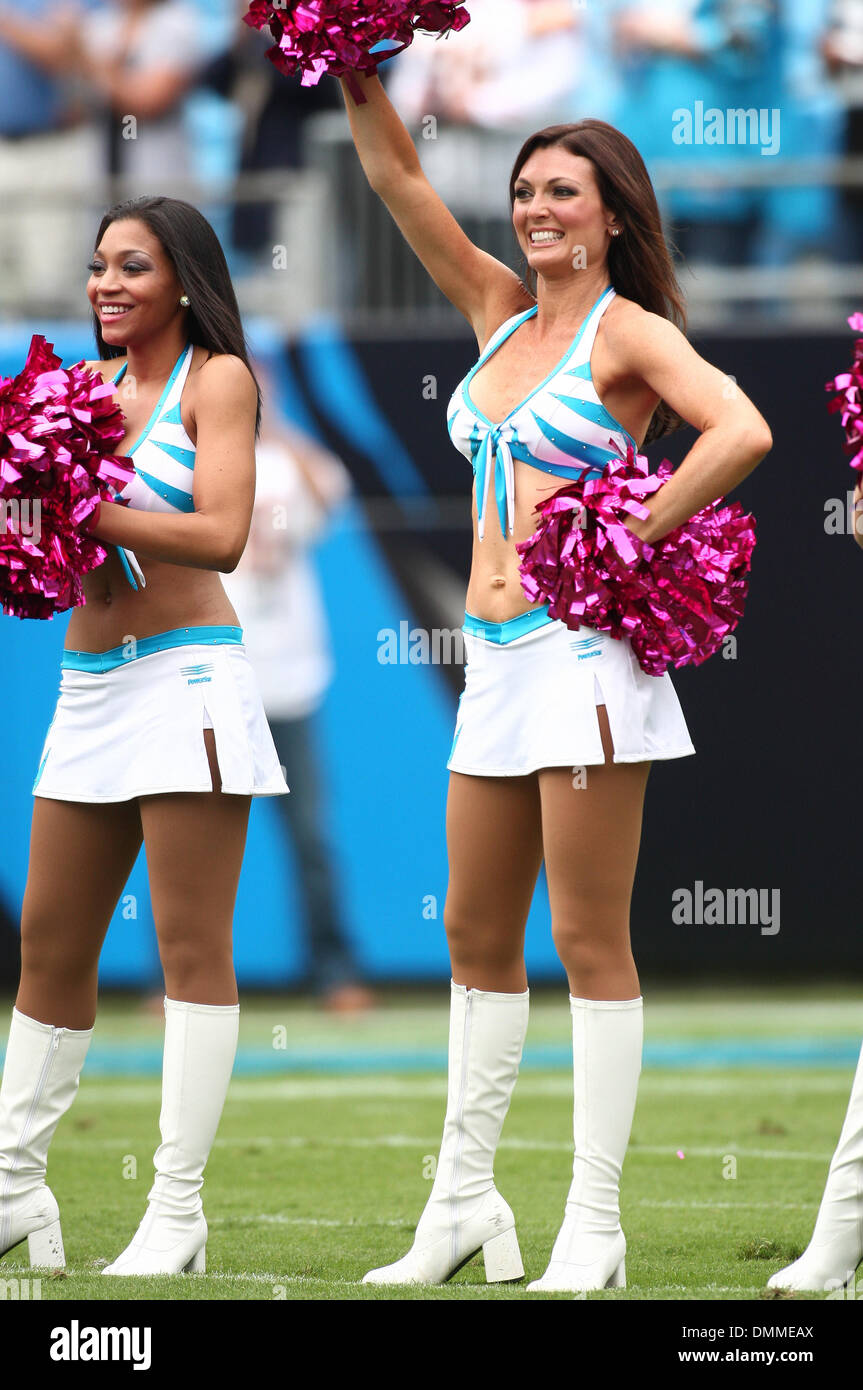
[447,285,636,541]
[108,344,196,590]
[113,343,196,514]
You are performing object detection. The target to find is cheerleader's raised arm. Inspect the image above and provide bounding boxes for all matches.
[338,70,531,344]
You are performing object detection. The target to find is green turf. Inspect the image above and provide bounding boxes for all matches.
[0,987,860,1301]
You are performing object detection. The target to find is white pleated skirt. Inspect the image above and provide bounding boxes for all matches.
[446,609,695,777]
[32,627,290,802]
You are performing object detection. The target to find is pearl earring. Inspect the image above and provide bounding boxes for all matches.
[610,228,620,237]
[180,294,190,307]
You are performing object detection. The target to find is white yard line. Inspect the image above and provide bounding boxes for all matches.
[53,1133,834,1161]
[0,1264,781,1297]
[72,1072,854,1105]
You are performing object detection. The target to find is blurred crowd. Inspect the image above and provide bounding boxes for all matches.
[1,0,862,311]
[390,0,863,269]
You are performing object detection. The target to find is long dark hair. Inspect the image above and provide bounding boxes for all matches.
[92,195,261,433]
[509,121,685,444]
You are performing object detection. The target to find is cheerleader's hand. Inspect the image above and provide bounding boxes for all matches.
[81,497,102,535]
[854,478,863,551]
[622,504,657,547]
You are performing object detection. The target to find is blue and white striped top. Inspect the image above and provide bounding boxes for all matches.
[110,343,196,589]
[447,285,636,541]
[114,342,196,515]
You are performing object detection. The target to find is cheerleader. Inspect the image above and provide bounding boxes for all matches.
[0,195,288,1276]
[340,72,772,1291]
[767,1045,863,1293]
[766,486,863,1292]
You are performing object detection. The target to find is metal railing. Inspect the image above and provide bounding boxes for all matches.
[2,117,862,330]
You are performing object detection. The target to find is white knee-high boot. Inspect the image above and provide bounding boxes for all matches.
[768,1039,863,1292]
[528,995,642,1293]
[0,1008,93,1268]
[103,997,239,1276]
[363,981,529,1286]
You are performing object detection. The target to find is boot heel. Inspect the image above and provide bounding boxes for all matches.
[606,1258,626,1289]
[185,1244,206,1273]
[482,1226,524,1283]
[27,1218,64,1269]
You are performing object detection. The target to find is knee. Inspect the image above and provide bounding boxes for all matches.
[442,900,472,958]
[19,920,98,984]
[157,930,232,988]
[551,917,630,980]
[442,900,521,972]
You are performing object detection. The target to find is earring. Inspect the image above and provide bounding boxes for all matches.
[610,228,620,238]
[179,294,190,307]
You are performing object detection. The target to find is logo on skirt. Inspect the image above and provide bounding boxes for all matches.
[569,634,603,661]
[180,662,214,687]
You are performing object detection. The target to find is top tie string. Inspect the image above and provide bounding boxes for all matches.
[475,423,516,542]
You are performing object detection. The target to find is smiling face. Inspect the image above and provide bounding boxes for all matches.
[512,146,617,280]
[87,218,185,348]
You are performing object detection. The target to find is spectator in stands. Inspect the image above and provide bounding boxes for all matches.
[201,3,343,257]
[751,0,841,274]
[612,0,774,266]
[221,370,374,1012]
[822,0,863,261]
[74,0,216,188]
[0,2,100,311]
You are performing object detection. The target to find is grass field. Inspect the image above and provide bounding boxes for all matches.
[1,984,861,1302]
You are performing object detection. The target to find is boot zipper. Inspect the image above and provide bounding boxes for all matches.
[0,1028,63,1251]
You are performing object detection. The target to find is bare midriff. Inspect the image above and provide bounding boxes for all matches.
[464,457,582,623]
[65,554,241,653]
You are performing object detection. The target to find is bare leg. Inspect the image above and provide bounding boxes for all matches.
[103,732,247,1277]
[443,770,544,992]
[538,706,650,1000]
[17,797,143,1029]
[138,731,250,1004]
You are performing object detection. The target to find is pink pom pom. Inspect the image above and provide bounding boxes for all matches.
[825,313,863,479]
[243,1,471,100]
[516,444,757,677]
[0,335,134,620]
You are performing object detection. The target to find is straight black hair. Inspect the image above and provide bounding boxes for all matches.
[92,195,261,433]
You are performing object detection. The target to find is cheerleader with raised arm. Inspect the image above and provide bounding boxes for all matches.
[333,68,771,1293]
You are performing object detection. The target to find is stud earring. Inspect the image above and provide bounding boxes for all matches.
[610,228,620,237]
[179,294,190,307]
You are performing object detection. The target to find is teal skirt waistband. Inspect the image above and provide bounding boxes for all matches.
[62,625,243,673]
[463,605,552,645]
